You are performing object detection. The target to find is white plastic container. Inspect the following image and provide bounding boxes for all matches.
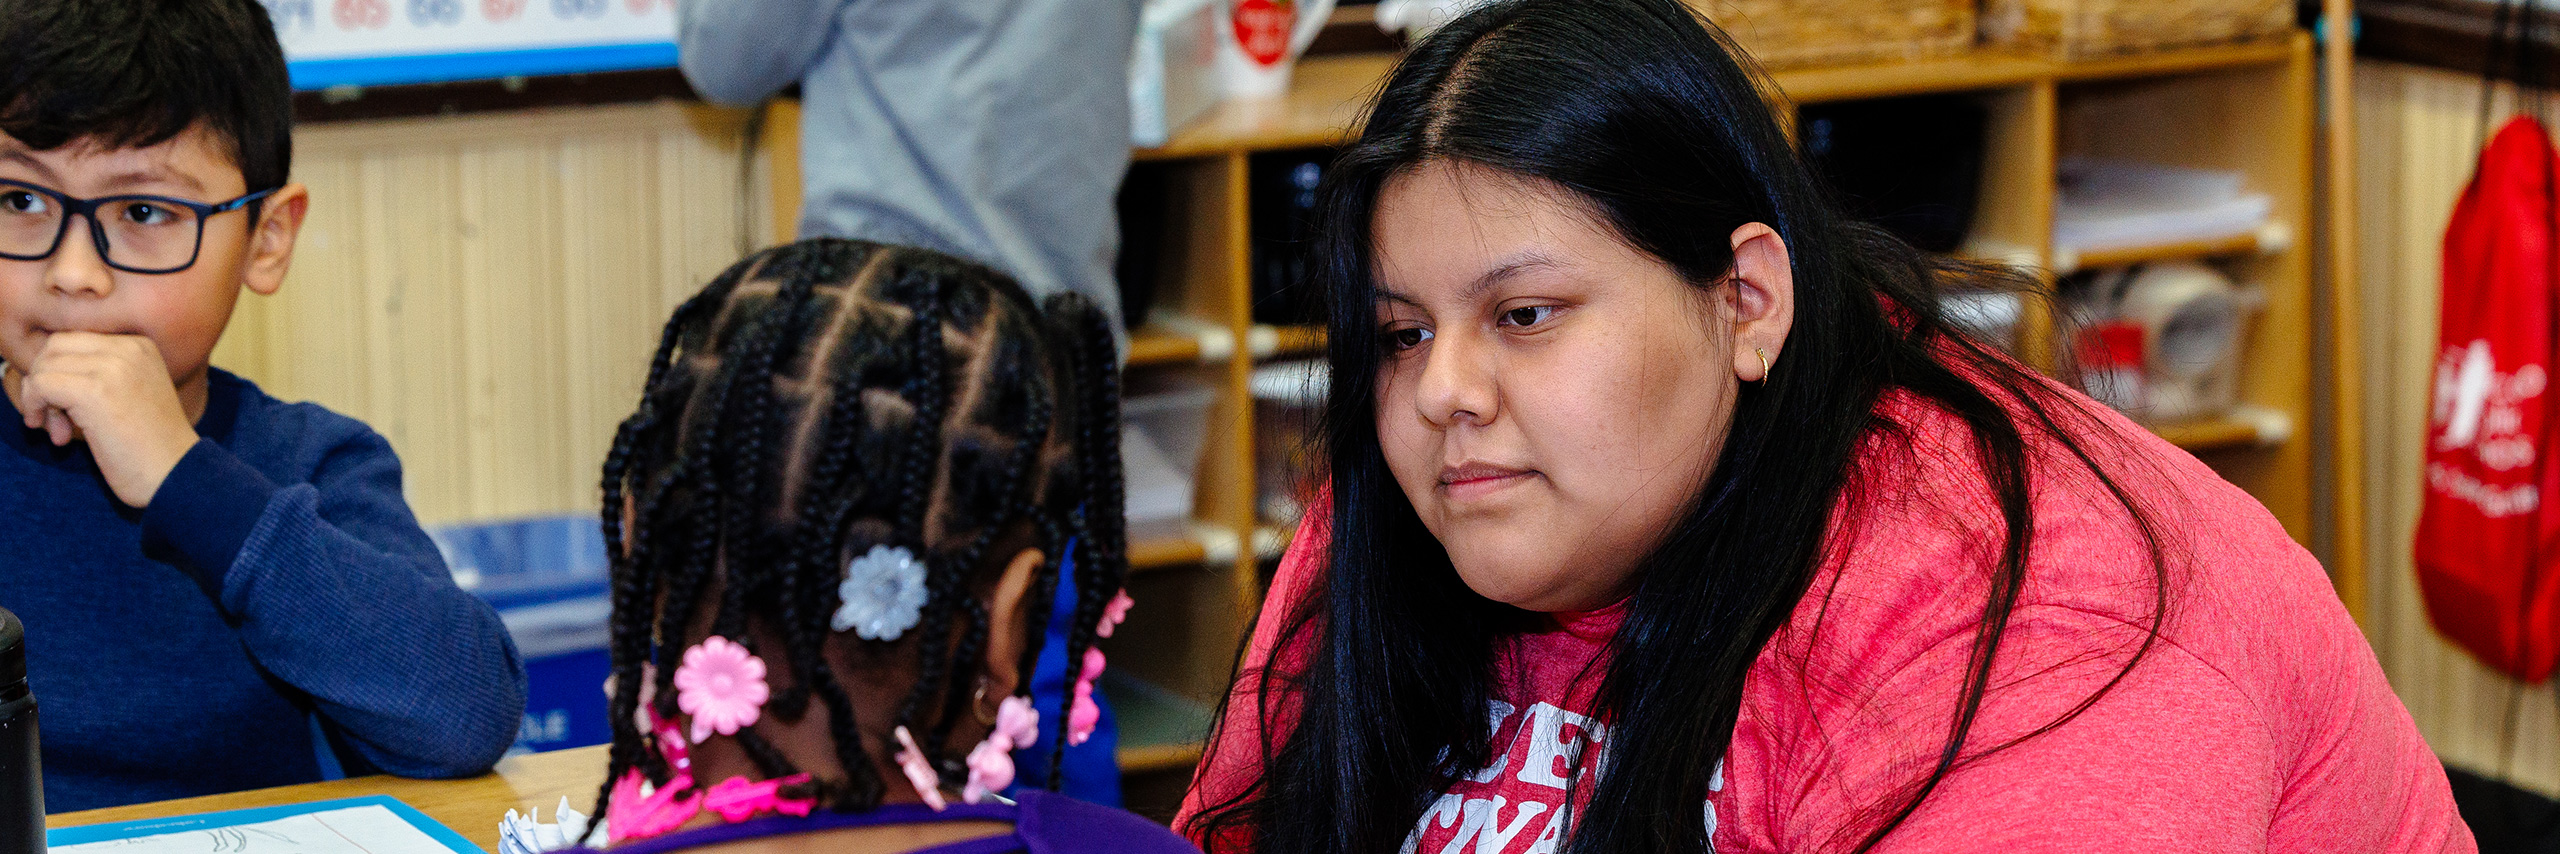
[1131,0,1222,147]
[1214,0,1336,98]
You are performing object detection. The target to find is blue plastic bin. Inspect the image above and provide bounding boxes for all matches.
[433,516,613,754]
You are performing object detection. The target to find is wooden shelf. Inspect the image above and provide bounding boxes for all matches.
[1777,39,2295,104]
[1130,533,1210,571]
[1136,39,2307,162]
[1103,673,1215,775]
[1128,326,1205,366]
[1138,53,1396,160]
[1251,324,1326,360]
[2054,223,2289,274]
[2048,38,2298,84]
[1117,742,1206,775]
[2147,406,2291,452]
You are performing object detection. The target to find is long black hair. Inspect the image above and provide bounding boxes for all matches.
[1184,1,2169,851]
[584,238,1126,838]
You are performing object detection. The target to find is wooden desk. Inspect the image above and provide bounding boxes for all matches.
[47,745,610,853]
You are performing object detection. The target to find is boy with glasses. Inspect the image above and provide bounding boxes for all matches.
[0,0,525,810]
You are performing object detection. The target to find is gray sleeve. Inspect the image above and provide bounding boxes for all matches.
[675,0,848,105]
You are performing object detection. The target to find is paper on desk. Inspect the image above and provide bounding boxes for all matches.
[53,804,457,854]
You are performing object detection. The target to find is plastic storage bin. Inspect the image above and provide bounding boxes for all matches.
[434,516,612,754]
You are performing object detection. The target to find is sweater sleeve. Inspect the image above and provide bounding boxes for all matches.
[154,432,526,779]
[674,0,846,106]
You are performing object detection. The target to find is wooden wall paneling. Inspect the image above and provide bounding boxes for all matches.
[217,103,763,526]
[2354,60,2560,797]
[564,131,668,521]
[363,146,473,522]
[457,143,571,520]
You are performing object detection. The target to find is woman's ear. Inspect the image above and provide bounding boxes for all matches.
[1725,222,1795,382]
[979,548,1046,700]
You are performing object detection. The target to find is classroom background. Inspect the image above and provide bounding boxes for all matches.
[58,0,2560,849]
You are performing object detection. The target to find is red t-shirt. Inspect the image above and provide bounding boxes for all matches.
[1179,389,2473,853]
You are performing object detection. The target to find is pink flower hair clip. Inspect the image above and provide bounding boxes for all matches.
[674,636,770,744]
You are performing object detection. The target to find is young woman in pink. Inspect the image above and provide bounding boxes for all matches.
[1175,0,2472,851]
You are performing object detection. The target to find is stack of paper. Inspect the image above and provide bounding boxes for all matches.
[2053,157,2271,254]
[499,798,600,854]
[50,799,476,854]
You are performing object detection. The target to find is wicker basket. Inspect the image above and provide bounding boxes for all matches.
[1685,0,1974,70]
[1981,0,2294,59]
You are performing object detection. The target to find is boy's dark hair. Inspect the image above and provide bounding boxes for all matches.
[0,0,294,195]
[586,239,1127,831]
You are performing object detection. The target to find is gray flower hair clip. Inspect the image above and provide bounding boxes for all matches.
[834,544,929,640]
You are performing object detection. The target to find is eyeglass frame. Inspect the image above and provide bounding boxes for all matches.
[0,179,279,275]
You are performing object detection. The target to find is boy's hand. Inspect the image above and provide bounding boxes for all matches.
[16,332,201,507]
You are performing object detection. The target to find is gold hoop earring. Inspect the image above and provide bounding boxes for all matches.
[971,679,999,726]
[1754,347,1772,381]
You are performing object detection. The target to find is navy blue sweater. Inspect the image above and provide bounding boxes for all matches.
[0,368,525,812]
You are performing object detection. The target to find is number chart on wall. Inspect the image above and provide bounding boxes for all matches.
[260,0,675,90]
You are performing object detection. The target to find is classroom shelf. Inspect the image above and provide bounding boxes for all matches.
[1103,673,1217,776]
[1250,325,1326,361]
[1134,38,2304,162]
[2053,222,2292,274]
[1252,526,1293,563]
[1129,533,1211,572]
[1780,38,2294,104]
[1957,238,2047,272]
[2148,405,2292,452]
[1128,327,1206,367]
[1118,742,1207,775]
[1129,312,1238,366]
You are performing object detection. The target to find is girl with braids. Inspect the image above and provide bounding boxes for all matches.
[567,238,1196,853]
[1177,0,2468,852]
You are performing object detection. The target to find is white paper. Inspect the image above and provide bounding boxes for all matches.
[499,797,599,854]
[55,805,460,854]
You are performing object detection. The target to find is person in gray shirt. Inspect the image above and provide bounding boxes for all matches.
[677,0,1139,352]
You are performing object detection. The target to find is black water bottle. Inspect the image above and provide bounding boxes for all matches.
[0,608,40,853]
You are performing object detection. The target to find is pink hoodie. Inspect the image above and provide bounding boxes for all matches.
[1181,387,2473,853]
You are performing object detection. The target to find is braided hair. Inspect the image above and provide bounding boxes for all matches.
[587,238,1128,836]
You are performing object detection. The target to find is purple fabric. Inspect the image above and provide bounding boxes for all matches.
[567,789,1199,854]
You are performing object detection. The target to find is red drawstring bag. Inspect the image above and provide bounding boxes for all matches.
[2416,115,2560,683]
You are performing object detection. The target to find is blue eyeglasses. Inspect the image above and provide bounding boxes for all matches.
[0,179,277,275]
